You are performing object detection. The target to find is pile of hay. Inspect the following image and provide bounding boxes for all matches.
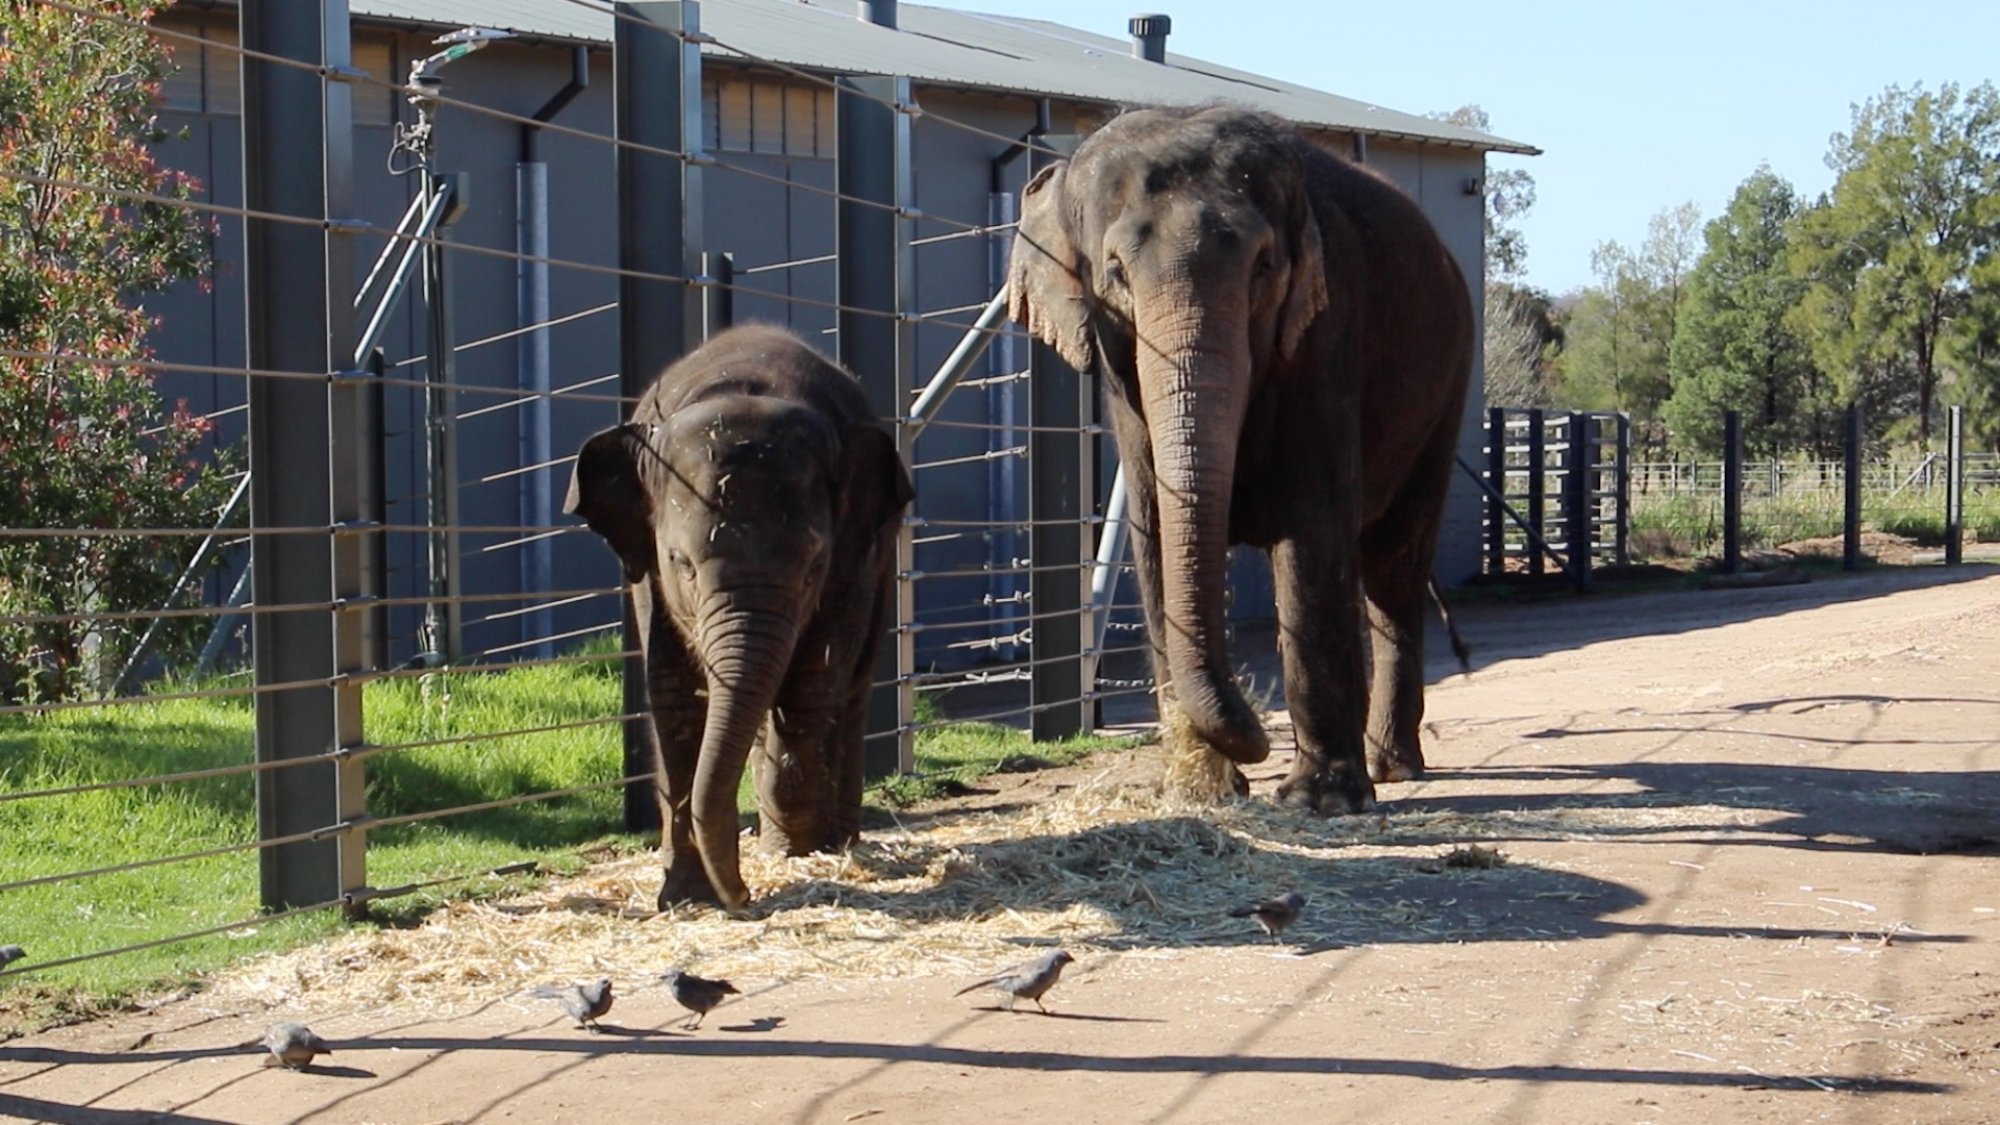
[205,772,1387,1016]
[202,741,1781,1018]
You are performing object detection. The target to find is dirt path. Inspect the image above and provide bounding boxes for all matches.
[5,568,1998,1124]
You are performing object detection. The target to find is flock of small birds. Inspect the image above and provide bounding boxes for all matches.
[10,888,1312,1075]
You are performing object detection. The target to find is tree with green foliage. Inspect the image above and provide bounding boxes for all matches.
[1552,203,1700,448]
[1788,81,2000,447]
[1662,168,1836,457]
[0,1,236,702]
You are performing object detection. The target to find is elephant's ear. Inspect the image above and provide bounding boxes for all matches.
[564,423,656,583]
[1006,162,1095,374]
[1280,206,1331,361]
[839,421,915,527]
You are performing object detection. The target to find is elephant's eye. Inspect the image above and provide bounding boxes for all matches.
[668,549,696,582]
[1254,250,1277,277]
[1102,258,1127,289]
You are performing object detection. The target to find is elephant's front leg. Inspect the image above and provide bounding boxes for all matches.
[635,581,717,908]
[1270,529,1375,816]
[752,688,840,852]
[825,563,896,847]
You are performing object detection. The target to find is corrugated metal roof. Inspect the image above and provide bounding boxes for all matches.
[345,0,1540,155]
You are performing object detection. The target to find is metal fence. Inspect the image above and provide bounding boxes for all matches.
[0,0,1154,983]
[1482,403,1994,583]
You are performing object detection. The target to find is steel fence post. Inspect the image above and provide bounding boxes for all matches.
[242,0,365,913]
[613,1,699,832]
[1525,409,1545,579]
[838,74,916,777]
[1946,405,1965,566]
[1564,411,1591,589]
[1722,409,1742,574]
[1844,405,1863,571]
[1615,413,1631,567]
[1485,406,1504,577]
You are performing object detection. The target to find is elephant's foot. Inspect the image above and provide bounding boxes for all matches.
[656,861,723,912]
[1367,745,1426,785]
[1275,755,1376,816]
[756,818,835,858]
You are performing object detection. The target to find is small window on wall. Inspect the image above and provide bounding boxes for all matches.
[702,74,833,157]
[352,36,396,127]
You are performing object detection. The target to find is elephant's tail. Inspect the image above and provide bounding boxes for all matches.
[1427,577,1472,675]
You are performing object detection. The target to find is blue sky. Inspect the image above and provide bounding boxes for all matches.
[926,0,2000,296]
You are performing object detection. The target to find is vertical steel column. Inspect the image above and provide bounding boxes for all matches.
[242,0,366,912]
[420,172,463,664]
[1615,413,1631,567]
[1945,404,1965,566]
[1721,409,1743,574]
[701,251,735,340]
[1843,405,1863,571]
[1564,411,1591,589]
[1484,406,1505,576]
[838,75,916,777]
[613,1,700,831]
[1027,138,1090,742]
[516,161,554,660]
[1525,408,1545,579]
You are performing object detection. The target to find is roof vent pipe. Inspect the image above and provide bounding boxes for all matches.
[858,1,897,29]
[1129,13,1170,63]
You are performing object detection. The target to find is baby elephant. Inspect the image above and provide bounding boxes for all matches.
[565,325,913,912]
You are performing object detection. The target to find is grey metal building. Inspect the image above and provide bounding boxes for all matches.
[149,0,1534,670]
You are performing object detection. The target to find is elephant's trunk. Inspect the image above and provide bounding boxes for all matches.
[1136,296,1271,765]
[690,590,801,911]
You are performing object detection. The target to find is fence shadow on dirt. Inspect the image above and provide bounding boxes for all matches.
[1405,752,2000,860]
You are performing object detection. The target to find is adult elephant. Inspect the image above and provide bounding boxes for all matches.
[1006,105,1472,813]
[564,325,913,910]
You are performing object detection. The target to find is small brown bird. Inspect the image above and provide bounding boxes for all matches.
[953,949,1075,1014]
[261,1022,332,1071]
[1228,891,1306,940]
[660,969,739,1030]
[531,977,615,1032]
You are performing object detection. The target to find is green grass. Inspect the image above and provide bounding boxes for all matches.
[1629,487,2000,560]
[0,650,1136,1031]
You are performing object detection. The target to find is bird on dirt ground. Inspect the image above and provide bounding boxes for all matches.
[0,945,25,970]
[953,949,1075,1014]
[660,969,739,1030]
[261,1022,333,1071]
[531,977,615,1032]
[1228,891,1306,940]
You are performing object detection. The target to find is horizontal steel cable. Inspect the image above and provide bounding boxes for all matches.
[0,769,647,896]
[910,446,1026,472]
[0,585,625,628]
[360,772,649,832]
[869,638,1152,693]
[0,344,640,407]
[390,302,617,371]
[457,372,622,420]
[0,646,639,717]
[0,859,548,979]
[0,522,589,539]
[0,711,645,808]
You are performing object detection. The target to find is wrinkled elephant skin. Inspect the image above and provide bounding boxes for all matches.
[1006,106,1473,812]
[564,326,913,910]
